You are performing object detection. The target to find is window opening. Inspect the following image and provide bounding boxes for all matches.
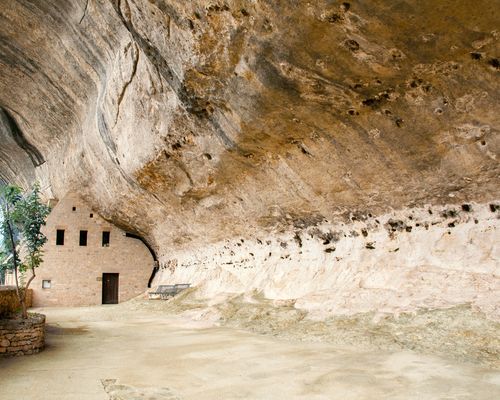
[79,230,88,246]
[42,280,51,289]
[102,231,110,247]
[56,229,65,245]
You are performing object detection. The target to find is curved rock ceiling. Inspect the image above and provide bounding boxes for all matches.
[0,0,499,255]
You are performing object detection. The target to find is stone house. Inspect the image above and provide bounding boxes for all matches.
[24,193,155,307]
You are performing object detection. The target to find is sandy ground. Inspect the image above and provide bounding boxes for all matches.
[1,297,500,399]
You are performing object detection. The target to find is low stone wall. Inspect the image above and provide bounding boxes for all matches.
[0,313,45,357]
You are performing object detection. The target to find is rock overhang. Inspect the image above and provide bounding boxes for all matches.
[0,0,498,252]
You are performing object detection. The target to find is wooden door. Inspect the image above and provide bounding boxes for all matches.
[102,273,119,304]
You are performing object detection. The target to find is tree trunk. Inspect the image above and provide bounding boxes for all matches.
[6,219,26,319]
[19,288,27,319]
[22,267,37,319]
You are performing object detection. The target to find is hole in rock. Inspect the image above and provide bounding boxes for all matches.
[488,58,500,69]
[327,13,343,23]
[442,209,457,218]
[344,39,359,51]
[362,98,377,107]
[461,204,471,212]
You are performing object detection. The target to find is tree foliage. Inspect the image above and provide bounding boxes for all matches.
[0,184,50,318]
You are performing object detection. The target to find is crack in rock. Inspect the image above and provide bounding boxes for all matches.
[79,0,90,24]
[107,0,236,150]
[114,41,139,126]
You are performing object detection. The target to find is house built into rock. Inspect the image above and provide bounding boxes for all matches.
[26,193,155,307]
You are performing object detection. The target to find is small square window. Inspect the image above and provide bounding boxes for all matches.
[90,213,93,218]
[72,206,76,211]
[42,280,51,289]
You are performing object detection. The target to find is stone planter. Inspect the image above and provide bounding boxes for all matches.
[0,313,45,357]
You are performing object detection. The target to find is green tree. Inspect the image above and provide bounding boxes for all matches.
[0,184,50,318]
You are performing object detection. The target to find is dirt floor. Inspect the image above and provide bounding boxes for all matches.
[0,292,499,399]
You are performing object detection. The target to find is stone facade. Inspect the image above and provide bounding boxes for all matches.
[0,313,45,357]
[30,193,154,307]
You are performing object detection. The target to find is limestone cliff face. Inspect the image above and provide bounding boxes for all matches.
[0,1,499,312]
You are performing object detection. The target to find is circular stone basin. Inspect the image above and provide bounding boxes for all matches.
[0,313,45,357]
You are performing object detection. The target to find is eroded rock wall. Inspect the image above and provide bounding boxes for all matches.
[156,202,500,319]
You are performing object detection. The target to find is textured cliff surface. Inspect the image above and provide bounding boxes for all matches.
[0,1,499,315]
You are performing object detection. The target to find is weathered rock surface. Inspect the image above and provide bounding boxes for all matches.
[0,1,499,315]
[160,202,500,320]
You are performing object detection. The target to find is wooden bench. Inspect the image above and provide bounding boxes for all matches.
[161,283,191,299]
[148,284,191,300]
[160,285,179,299]
[148,285,175,299]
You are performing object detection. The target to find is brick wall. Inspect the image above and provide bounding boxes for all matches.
[31,193,154,307]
